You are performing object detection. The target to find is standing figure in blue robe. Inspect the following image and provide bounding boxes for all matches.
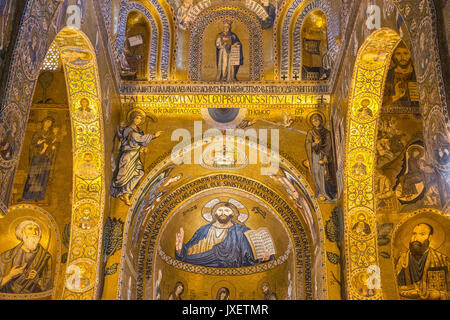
[175,202,272,268]
[21,117,59,201]
[305,113,337,201]
[215,20,243,82]
[110,110,163,206]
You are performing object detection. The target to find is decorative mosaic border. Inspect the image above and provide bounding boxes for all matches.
[188,5,264,81]
[149,0,172,81]
[119,82,331,94]
[142,0,172,80]
[157,244,292,276]
[278,0,307,80]
[102,0,112,33]
[55,29,106,301]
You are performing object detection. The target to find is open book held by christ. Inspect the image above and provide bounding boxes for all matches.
[244,227,276,260]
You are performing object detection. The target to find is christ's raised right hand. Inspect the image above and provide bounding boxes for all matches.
[175,227,184,253]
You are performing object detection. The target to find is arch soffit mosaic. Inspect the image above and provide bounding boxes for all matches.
[342,25,450,300]
[53,27,106,300]
[0,0,107,300]
[344,28,401,300]
[276,0,339,80]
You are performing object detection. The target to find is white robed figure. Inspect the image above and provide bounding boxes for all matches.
[110,109,162,206]
[215,20,243,82]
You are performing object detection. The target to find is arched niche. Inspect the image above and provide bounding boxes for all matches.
[188,6,264,82]
[123,11,152,80]
[299,10,329,81]
[277,0,339,81]
[117,138,328,300]
[150,183,299,300]
[114,0,173,81]
[114,1,158,80]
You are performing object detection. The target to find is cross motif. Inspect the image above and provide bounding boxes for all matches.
[317,95,326,104]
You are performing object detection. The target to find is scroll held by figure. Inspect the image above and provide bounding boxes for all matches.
[175,199,274,267]
[215,20,243,82]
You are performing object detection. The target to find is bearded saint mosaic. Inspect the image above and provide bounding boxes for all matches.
[395,221,450,300]
[0,220,52,294]
[382,43,419,111]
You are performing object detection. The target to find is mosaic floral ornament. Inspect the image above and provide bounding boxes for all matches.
[344,28,402,300]
[53,28,106,301]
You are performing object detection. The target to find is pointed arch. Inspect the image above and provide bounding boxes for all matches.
[278,0,338,81]
[46,28,107,300]
[344,28,402,300]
